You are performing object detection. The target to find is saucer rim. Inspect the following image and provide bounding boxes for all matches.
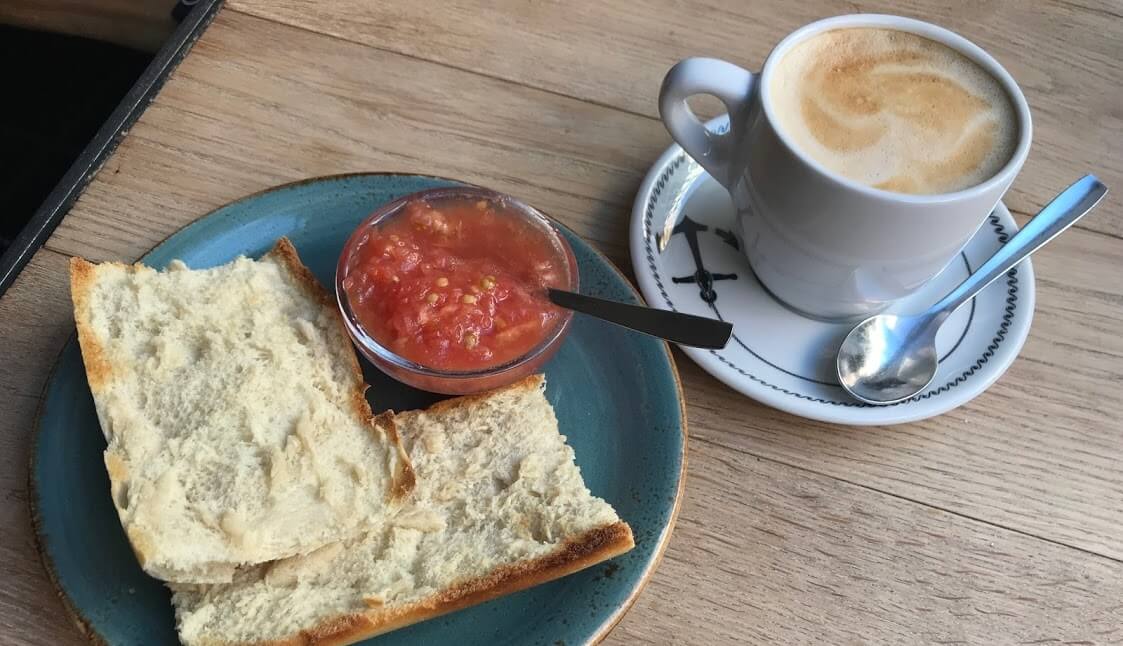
[629,127,1036,426]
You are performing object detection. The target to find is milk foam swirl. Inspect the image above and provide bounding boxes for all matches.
[770,28,1018,195]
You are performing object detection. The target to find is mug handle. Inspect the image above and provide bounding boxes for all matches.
[658,58,757,189]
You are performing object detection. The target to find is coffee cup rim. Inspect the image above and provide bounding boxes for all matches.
[758,14,1033,204]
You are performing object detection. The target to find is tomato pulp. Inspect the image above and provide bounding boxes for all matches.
[341,197,570,372]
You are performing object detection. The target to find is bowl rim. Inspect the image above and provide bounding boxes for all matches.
[335,185,580,380]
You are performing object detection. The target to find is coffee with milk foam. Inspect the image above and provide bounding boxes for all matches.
[770,28,1018,195]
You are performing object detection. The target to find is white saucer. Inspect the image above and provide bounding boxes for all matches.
[629,136,1036,426]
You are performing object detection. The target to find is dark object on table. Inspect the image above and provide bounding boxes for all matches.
[0,26,150,257]
[0,0,222,298]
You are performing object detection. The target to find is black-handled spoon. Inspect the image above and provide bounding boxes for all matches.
[547,288,732,349]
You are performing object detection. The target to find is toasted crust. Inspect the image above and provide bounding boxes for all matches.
[247,521,634,646]
[372,412,416,501]
[266,238,372,431]
[266,238,414,502]
[69,256,118,393]
[397,374,547,422]
[74,257,152,572]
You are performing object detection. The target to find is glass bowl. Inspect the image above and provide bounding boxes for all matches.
[335,186,579,395]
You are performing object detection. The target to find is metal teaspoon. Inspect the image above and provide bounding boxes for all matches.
[837,175,1108,405]
[547,288,732,349]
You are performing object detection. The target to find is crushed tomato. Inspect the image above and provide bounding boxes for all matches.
[341,198,569,371]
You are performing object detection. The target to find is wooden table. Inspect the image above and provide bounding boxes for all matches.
[3,1,1122,643]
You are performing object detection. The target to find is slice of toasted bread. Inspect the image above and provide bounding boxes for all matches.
[171,375,634,645]
[69,238,414,584]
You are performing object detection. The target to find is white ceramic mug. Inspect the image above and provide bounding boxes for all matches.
[659,14,1032,320]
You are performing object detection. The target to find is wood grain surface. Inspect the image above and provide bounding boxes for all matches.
[2,2,1121,644]
[227,0,1123,238]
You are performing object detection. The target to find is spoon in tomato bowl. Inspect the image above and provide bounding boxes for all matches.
[546,288,731,349]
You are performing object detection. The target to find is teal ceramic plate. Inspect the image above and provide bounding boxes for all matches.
[31,174,686,645]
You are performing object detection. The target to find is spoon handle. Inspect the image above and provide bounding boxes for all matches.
[547,288,733,349]
[932,175,1107,318]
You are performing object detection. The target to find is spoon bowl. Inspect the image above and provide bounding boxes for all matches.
[837,313,939,405]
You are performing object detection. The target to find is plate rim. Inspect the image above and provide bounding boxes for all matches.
[629,137,1036,426]
[30,172,688,645]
